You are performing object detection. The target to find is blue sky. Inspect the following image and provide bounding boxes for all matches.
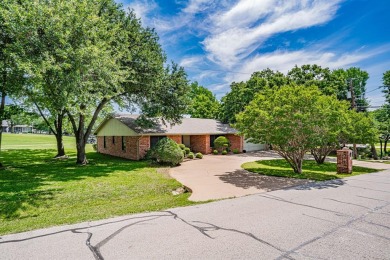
[117,0,390,106]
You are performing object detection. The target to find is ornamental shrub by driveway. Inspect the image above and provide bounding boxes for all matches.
[152,138,184,166]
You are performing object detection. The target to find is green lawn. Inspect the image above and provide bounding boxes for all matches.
[242,159,379,181]
[2,133,76,150]
[0,134,196,235]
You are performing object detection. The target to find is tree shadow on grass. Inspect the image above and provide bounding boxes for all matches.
[0,149,151,220]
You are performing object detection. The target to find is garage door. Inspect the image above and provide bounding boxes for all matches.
[243,141,267,152]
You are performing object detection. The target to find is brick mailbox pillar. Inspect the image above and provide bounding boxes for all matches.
[337,147,353,174]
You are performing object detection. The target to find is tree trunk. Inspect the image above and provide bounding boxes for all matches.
[353,143,358,159]
[54,113,65,158]
[294,158,303,174]
[76,139,87,165]
[380,139,383,159]
[384,139,388,154]
[55,132,65,157]
[311,145,333,164]
[67,98,109,165]
[370,143,378,160]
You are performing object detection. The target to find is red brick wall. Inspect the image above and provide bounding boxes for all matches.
[97,136,139,160]
[139,136,150,159]
[190,135,211,154]
[226,134,243,152]
[167,135,182,144]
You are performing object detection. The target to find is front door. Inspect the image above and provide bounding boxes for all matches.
[182,135,191,148]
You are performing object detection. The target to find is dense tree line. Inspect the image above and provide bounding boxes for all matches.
[0,0,190,165]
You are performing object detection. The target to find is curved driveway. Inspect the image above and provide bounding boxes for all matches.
[170,152,390,202]
[170,152,309,201]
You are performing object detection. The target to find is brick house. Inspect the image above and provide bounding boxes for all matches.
[94,114,244,160]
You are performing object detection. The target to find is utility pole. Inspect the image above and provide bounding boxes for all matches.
[349,78,356,110]
[348,78,358,159]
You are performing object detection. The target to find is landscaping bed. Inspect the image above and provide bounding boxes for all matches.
[242,159,379,181]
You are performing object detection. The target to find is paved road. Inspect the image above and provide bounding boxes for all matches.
[1,170,390,260]
[170,152,309,201]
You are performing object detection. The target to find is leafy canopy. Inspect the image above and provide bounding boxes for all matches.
[187,82,219,119]
[235,85,350,173]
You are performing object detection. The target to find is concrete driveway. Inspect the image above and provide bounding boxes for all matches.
[170,151,309,201]
[170,152,390,202]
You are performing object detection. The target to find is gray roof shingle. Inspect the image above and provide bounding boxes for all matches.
[113,114,238,135]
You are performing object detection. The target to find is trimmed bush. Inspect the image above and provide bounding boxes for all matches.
[232,148,239,154]
[188,152,195,159]
[150,138,184,166]
[92,144,97,151]
[213,150,218,155]
[178,144,186,150]
[222,150,228,155]
[195,152,203,159]
[214,136,230,152]
[184,147,191,155]
[182,150,186,157]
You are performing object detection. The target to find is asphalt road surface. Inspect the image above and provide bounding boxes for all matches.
[1,170,390,259]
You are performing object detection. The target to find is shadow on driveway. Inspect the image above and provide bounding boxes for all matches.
[216,169,309,191]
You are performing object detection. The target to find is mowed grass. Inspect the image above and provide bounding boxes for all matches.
[0,134,196,235]
[242,159,379,181]
[2,133,76,150]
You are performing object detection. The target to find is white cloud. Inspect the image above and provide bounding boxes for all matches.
[182,0,211,14]
[123,0,157,24]
[225,46,390,83]
[204,0,343,68]
[179,56,204,67]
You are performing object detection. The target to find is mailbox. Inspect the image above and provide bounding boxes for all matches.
[337,147,352,174]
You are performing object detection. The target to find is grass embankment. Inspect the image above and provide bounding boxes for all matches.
[242,159,379,181]
[0,134,195,235]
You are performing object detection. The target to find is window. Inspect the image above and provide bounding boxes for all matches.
[103,136,106,148]
[210,135,224,148]
[122,136,126,151]
[112,136,115,145]
[150,136,166,148]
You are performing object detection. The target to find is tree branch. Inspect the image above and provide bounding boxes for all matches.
[34,101,57,135]
[83,97,110,140]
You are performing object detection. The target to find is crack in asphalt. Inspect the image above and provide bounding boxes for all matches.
[0,214,170,245]
[71,230,102,260]
[275,199,390,259]
[258,194,350,217]
[301,213,338,224]
[346,185,390,194]
[324,198,372,209]
[356,195,389,202]
[192,220,287,253]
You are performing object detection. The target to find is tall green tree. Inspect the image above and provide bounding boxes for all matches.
[219,68,288,123]
[287,64,346,99]
[372,107,390,157]
[0,0,26,164]
[333,67,369,110]
[310,98,350,164]
[187,82,219,119]
[346,111,377,149]
[236,85,345,173]
[13,0,189,164]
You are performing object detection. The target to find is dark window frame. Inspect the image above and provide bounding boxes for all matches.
[210,135,224,148]
[103,136,106,148]
[112,136,115,145]
[121,136,126,151]
[150,136,167,148]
